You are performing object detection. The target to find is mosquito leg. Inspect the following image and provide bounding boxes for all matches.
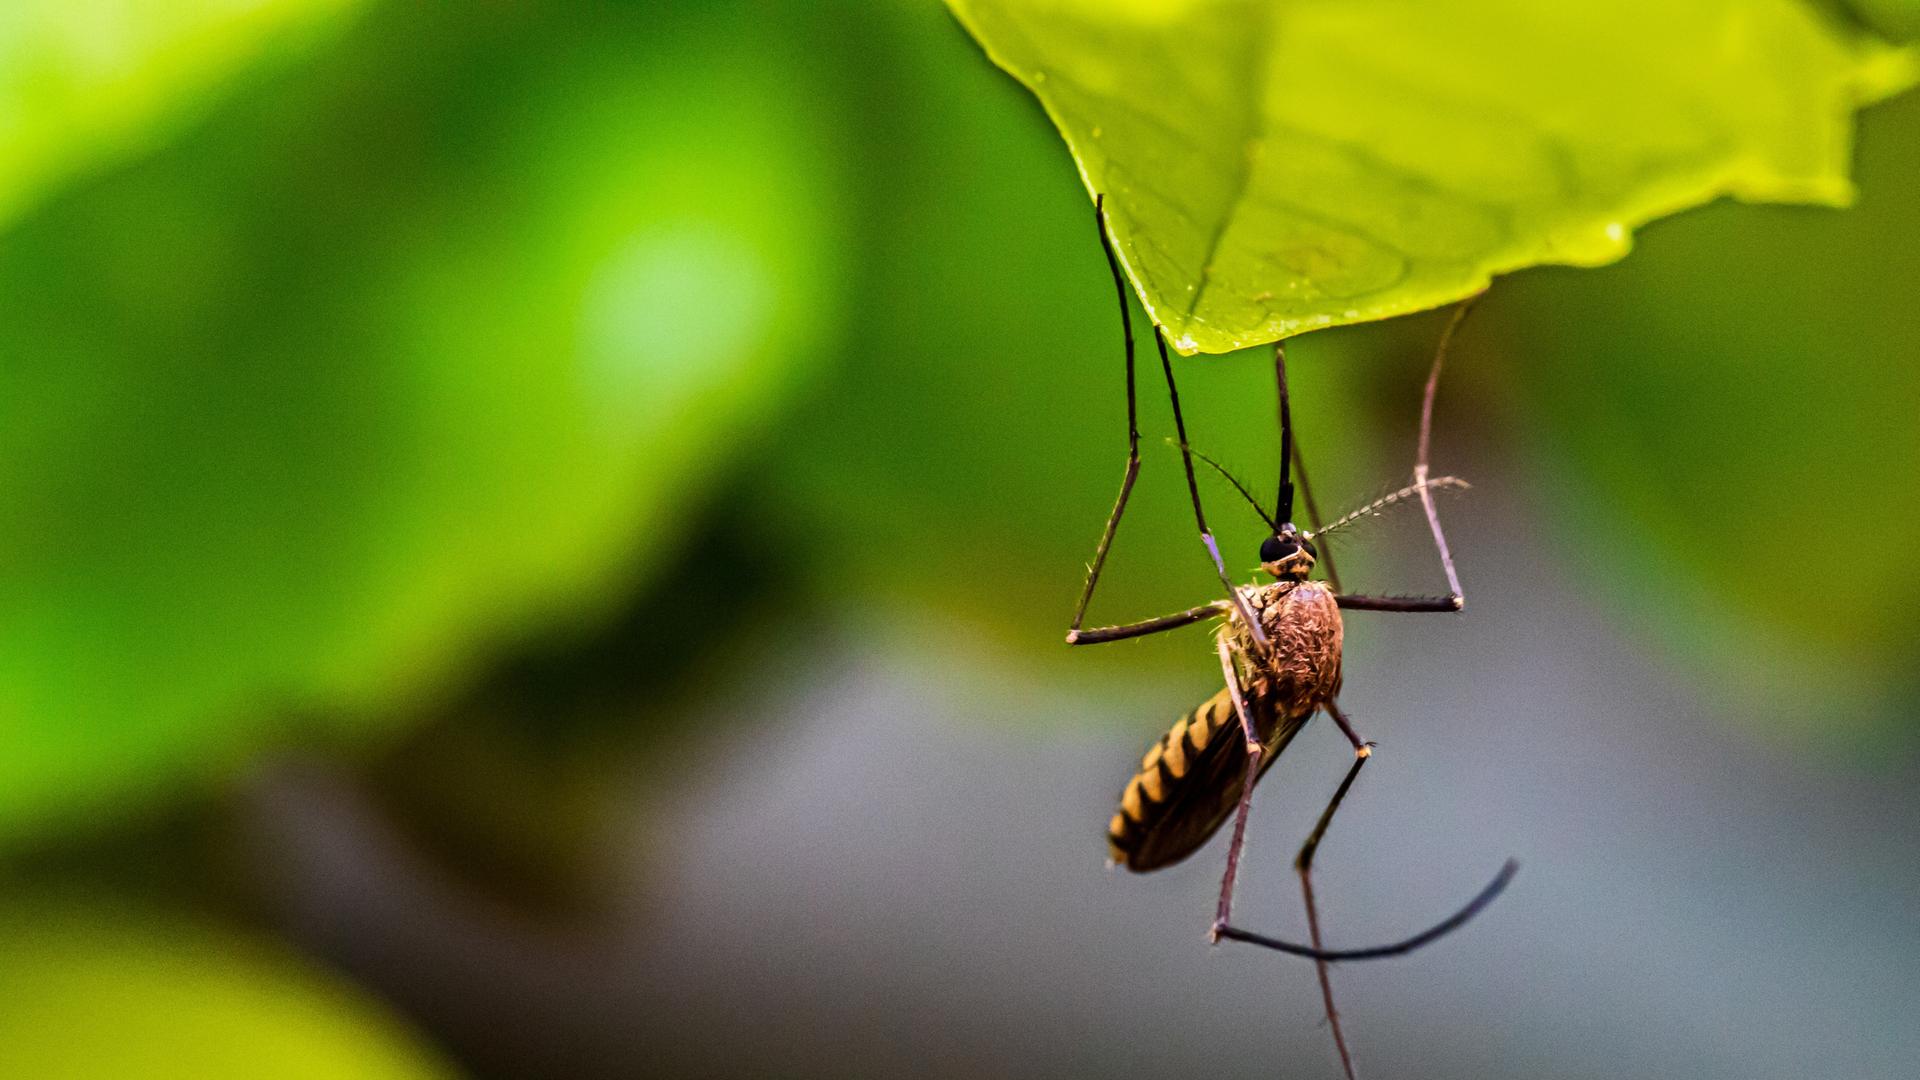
[1328,300,1482,616]
[1211,696,1518,962]
[1291,437,1343,593]
[1412,298,1479,608]
[1296,698,1373,1078]
[1296,746,1368,1080]
[1335,594,1461,613]
[1157,330,1267,648]
[1069,195,1144,637]
[1214,863,1517,961]
[1272,341,1345,594]
[1067,601,1230,646]
[1323,695,1373,757]
[1217,634,1259,749]
[1209,746,1266,945]
[1209,636,1264,940]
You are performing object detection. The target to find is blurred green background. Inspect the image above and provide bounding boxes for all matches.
[1,2,1916,1078]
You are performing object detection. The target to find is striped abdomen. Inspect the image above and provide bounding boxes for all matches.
[1107,684,1313,872]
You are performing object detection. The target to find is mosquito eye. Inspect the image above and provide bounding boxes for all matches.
[1303,538,1318,559]
[1259,536,1291,563]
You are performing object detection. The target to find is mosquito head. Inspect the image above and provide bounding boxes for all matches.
[1258,527,1317,582]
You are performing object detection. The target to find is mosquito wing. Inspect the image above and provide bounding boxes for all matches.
[1108,683,1312,873]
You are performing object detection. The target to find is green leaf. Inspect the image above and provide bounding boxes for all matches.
[0,5,842,843]
[947,0,1915,353]
[0,902,456,1080]
[0,0,367,231]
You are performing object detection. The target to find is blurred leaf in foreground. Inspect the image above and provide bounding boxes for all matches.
[0,0,365,230]
[948,0,1915,352]
[0,4,842,843]
[0,901,456,1080]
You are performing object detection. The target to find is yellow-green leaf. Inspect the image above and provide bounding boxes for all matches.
[0,903,457,1080]
[948,0,1916,352]
[0,6,842,844]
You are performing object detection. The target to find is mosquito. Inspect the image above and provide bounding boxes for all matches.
[1068,195,1517,1080]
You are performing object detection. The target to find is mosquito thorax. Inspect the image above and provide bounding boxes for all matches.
[1258,528,1318,582]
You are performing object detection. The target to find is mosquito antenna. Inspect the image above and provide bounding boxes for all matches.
[1308,476,1471,539]
[1178,442,1279,531]
[1275,343,1296,525]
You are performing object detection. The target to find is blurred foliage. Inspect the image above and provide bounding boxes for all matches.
[0,2,842,844]
[948,0,1915,352]
[1840,0,1920,39]
[0,0,1910,865]
[363,494,797,914]
[0,1,1913,1073]
[0,901,453,1079]
[0,0,365,228]
[0,0,1908,1015]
